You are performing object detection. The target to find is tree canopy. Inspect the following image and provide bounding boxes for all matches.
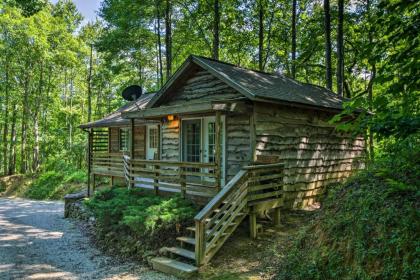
[0,0,418,176]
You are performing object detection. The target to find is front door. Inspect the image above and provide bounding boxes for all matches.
[182,119,201,163]
[146,125,159,160]
[182,117,225,185]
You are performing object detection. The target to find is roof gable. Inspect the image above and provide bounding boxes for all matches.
[147,55,343,110]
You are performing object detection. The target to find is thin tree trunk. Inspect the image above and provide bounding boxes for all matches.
[2,58,10,175]
[8,102,17,175]
[291,0,297,79]
[87,43,93,123]
[212,0,220,60]
[20,73,30,174]
[156,0,164,87]
[258,0,264,71]
[32,62,43,172]
[367,0,375,161]
[336,0,344,98]
[165,0,172,79]
[324,0,332,90]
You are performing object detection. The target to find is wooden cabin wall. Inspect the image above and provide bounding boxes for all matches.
[134,126,146,159]
[161,121,180,161]
[109,128,119,152]
[253,102,366,209]
[226,114,251,181]
[108,126,146,158]
[163,69,242,106]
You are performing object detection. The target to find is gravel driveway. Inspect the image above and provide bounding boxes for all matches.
[0,198,177,280]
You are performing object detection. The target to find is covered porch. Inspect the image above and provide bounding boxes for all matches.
[85,99,250,200]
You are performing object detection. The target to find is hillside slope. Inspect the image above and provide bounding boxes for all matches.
[277,137,420,280]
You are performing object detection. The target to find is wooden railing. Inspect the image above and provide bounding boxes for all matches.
[91,152,124,177]
[123,155,219,197]
[194,162,284,266]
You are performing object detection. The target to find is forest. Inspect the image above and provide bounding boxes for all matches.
[0,0,418,279]
[0,0,418,178]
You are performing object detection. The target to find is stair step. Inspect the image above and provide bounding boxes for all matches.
[164,247,196,260]
[177,236,196,245]
[151,257,198,278]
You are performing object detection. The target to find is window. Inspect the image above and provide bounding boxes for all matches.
[119,128,130,151]
[148,127,158,149]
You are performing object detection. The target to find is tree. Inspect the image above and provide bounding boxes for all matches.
[336,0,344,98]
[258,0,264,71]
[291,0,297,79]
[212,0,220,60]
[165,0,172,78]
[323,0,332,90]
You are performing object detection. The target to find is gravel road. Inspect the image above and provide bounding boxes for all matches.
[0,198,177,280]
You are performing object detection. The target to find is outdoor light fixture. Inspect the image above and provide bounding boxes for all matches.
[167,114,174,121]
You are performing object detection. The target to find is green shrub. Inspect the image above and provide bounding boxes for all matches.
[24,169,87,200]
[84,188,197,259]
[276,136,420,280]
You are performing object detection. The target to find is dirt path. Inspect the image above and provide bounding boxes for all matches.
[0,198,176,280]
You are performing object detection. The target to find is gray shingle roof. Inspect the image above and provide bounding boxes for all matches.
[192,56,343,110]
[79,93,155,128]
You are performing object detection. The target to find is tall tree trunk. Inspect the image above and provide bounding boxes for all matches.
[212,0,220,60]
[258,0,264,71]
[367,0,375,161]
[324,0,332,90]
[156,0,164,87]
[165,0,172,79]
[291,0,297,79]
[8,102,17,175]
[2,58,10,175]
[336,0,344,98]
[20,73,30,174]
[32,62,43,172]
[87,43,93,122]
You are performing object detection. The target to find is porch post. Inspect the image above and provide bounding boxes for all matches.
[129,118,135,189]
[215,111,222,191]
[87,128,93,197]
[108,128,114,188]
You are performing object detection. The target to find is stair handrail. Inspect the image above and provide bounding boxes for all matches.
[194,169,249,265]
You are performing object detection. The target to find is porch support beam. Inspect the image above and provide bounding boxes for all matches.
[87,128,93,197]
[215,111,222,192]
[129,118,135,189]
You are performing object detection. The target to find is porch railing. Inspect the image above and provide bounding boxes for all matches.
[91,152,125,177]
[194,162,284,265]
[123,155,219,197]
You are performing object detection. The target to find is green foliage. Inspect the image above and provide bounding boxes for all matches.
[84,188,197,259]
[24,156,87,200]
[276,136,420,280]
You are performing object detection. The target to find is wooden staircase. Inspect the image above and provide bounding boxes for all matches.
[151,163,284,278]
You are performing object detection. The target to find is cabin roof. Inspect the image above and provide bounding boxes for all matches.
[79,93,155,129]
[146,55,344,110]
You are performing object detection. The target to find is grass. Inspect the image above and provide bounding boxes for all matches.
[0,156,87,200]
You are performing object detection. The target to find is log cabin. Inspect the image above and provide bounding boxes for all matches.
[79,55,365,277]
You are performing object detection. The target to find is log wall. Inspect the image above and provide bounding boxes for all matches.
[226,114,251,181]
[109,128,119,152]
[133,126,146,159]
[164,69,242,106]
[108,126,146,158]
[161,121,180,161]
[253,102,366,208]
